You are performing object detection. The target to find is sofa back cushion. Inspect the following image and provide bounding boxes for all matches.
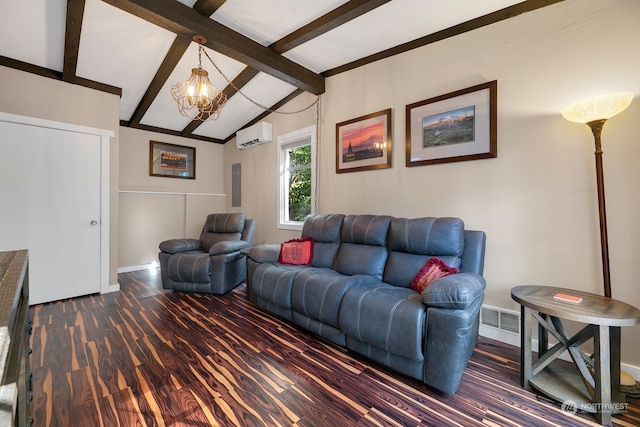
[384,217,465,288]
[200,213,245,252]
[332,215,392,279]
[302,214,345,268]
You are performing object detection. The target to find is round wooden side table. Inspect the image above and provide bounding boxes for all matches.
[511,285,640,426]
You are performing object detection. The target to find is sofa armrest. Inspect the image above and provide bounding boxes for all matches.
[209,240,251,256]
[159,238,202,254]
[422,273,486,309]
[245,244,281,263]
[423,295,484,394]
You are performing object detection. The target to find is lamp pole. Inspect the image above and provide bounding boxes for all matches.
[586,118,611,298]
[562,92,633,298]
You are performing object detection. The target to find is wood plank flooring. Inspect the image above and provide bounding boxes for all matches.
[28,269,640,426]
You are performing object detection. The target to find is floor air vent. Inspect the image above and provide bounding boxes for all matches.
[481,306,520,334]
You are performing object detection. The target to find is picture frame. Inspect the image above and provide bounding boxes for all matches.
[405,80,497,167]
[149,141,196,179]
[336,108,392,173]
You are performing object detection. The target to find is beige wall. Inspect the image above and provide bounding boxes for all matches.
[224,0,640,367]
[224,94,318,245]
[118,127,226,268]
[0,65,121,287]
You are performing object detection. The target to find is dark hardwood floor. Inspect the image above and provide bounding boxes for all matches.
[28,269,640,426]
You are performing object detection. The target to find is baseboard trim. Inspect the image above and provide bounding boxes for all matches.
[118,263,157,273]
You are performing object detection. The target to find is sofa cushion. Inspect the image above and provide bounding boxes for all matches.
[388,217,464,256]
[200,213,245,251]
[410,257,460,294]
[421,273,486,309]
[332,243,389,279]
[302,214,345,268]
[333,215,392,278]
[251,263,311,310]
[340,284,426,362]
[384,217,464,287]
[341,215,392,246]
[278,237,313,265]
[291,269,381,328]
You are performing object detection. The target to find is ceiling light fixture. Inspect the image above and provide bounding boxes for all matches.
[561,91,633,298]
[171,36,227,121]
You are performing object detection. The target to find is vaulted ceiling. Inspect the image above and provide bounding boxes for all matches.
[0,0,562,144]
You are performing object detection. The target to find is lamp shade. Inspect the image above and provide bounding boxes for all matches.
[561,92,633,124]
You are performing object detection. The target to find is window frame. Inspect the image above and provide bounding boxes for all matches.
[277,125,316,231]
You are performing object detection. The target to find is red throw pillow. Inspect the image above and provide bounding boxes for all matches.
[278,237,313,265]
[410,257,460,294]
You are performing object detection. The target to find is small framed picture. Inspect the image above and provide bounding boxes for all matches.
[149,141,196,179]
[406,81,497,167]
[336,108,392,173]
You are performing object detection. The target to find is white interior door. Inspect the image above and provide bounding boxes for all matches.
[0,120,102,304]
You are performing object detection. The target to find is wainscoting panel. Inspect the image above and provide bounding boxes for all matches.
[118,191,226,270]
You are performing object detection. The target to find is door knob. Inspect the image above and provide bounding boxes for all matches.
[90,220,99,225]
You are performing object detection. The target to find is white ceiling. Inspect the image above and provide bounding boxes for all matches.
[0,0,559,143]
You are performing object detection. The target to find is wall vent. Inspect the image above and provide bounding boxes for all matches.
[481,305,520,334]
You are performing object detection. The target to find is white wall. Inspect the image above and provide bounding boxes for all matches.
[224,0,640,367]
[118,127,226,269]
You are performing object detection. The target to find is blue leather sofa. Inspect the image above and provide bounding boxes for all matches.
[245,214,486,394]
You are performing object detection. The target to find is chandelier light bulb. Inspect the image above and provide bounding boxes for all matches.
[170,43,227,121]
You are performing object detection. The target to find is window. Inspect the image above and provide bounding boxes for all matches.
[278,125,316,230]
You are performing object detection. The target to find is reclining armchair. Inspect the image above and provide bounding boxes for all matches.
[158,213,256,294]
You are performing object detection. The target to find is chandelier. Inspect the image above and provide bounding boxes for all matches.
[171,37,227,121]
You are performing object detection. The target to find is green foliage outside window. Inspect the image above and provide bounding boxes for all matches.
[288,145,311,221]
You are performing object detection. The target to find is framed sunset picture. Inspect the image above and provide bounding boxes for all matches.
[336,108,392,173]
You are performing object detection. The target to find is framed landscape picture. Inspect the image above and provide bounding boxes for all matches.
[336,108,392,173]
[406,81,497,167]
[149,141,196,179]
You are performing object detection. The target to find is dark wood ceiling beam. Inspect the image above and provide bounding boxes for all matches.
[324,0,565,76]
[193,0,226,16]
[128,0,224,126]
[128,36,191,125]
[63,0,86,82]
[271,0,391,53]
[101,0,324,95]
[198,1,389,139]
[184,0,384,138]
[124,120,224,143]
[0,55,122,96]
[0,56,62,81]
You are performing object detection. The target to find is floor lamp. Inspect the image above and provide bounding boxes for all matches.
[562,92,637,393]
[561,92,633,299]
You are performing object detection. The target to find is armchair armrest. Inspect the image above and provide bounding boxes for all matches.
[159,238,202,254]
[422,273,486,309]
[245,244,281,263]
[209,240,252,256]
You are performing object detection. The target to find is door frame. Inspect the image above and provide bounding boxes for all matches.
[0,112,115,296]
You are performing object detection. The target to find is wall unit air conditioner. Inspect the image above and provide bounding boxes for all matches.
[236,121,272,149]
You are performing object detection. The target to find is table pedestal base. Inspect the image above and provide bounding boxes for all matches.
[530,362,627,415]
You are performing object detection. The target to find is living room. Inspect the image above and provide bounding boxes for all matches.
[0,0,639,425]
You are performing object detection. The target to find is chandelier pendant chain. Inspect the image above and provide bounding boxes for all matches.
[200,48,319,115]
